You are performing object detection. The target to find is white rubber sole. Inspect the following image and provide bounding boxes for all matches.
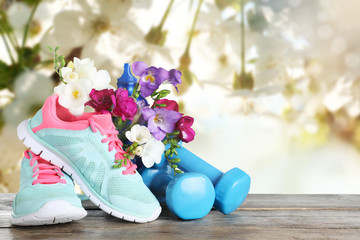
[10,200,87,226]
[17,120,161,223]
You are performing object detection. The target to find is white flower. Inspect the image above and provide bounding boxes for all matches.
[125,125,151,144]
[323,76,360,118]
[134,146,143,156]
[61,67,79,83]
[62,58,112,90]
[7,2,31,29]
[54,78,92,116]
[90,70,112,90]
[73,57,97,80]
[141,138,165,168]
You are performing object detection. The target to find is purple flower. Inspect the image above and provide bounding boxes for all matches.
[141,107,182,141]
[132,61,169,97]
[85,89,115,113]
[167,69,182,92]
[111,88,137,121]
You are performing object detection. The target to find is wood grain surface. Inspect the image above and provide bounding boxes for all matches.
[1,194,360,240]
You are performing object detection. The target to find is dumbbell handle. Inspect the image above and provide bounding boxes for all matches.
[174,147,223,186]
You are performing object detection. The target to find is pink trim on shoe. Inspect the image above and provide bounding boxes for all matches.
[89,116,137,175]
[32,95,96,133]
[24,150,66,185]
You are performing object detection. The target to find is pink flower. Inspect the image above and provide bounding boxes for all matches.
[111,88,137,121]
[175,116,195,143]
[85,89,114,113]
[153,99,179,112]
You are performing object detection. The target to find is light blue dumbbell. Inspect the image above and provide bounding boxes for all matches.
[166,147,251,214]
[140,163,215,220]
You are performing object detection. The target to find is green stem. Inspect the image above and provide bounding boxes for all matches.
[184,0,203,55]
[158,0,175,30]
[19,1,39,67]
[0,20,18,50]
[21,1,39,49]
[0,32,15,64]
[240,0,245,75]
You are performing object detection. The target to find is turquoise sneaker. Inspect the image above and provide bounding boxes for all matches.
[17,95,161,223]
[10,150,87,226]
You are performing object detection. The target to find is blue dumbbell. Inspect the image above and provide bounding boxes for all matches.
[140,162,215,220]
[165,147,251,214]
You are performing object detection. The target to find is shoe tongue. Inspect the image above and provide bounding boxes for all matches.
[89,113,115,130]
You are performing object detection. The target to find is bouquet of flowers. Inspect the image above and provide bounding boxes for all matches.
[49,47,195,173]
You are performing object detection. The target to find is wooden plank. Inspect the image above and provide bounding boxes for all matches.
[241,194,360,209]
[1,194,360,240]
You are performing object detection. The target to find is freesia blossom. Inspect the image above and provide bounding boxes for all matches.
[175,116,195,143]
[61,58,112,90]
[166,69,182,92]
[73,57,97,79]
[125,124,151,145]
[142,107,182,141]
[85,89,114,112]
[54,78,92,116]
[132,61,169,97]
[61,67,79,83]
[141,138,165,168]
[154,99,179,111]
[90,70,112,90]
[132,100,147,124]
[111,88,137,121]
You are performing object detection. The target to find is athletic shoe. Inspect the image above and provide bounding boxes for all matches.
[10,150,87,226]
[17,95,161,223]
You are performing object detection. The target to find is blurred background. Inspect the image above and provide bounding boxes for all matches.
[1,0,360,194]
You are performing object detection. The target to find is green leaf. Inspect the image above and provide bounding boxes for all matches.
[0,61,23,90]
[171,164,177,169]
[175,169,183,174]
[169,158,180,163]
[157,89,171,99]
[151,90,158,97]
[165,149,171,157]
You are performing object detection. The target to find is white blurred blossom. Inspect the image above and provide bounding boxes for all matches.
[323,76,360,118]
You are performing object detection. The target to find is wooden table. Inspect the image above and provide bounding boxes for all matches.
[1,194,359,239]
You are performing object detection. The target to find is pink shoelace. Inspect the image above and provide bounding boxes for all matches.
[89,119,137,175]
[24,150,66,185]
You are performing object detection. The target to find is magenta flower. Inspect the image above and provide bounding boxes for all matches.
[176,116,195,143]
[132,61,169,97]
[85,89,115,113]
[153,99,179,112]
[111,88,137,121]
[142,107,182,141]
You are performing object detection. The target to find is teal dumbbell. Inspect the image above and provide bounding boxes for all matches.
[167,147,251,214]
[140,163,215,220]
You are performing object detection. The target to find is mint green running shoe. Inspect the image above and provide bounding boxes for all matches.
[10,150,87,226]
[17,95,161,223]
